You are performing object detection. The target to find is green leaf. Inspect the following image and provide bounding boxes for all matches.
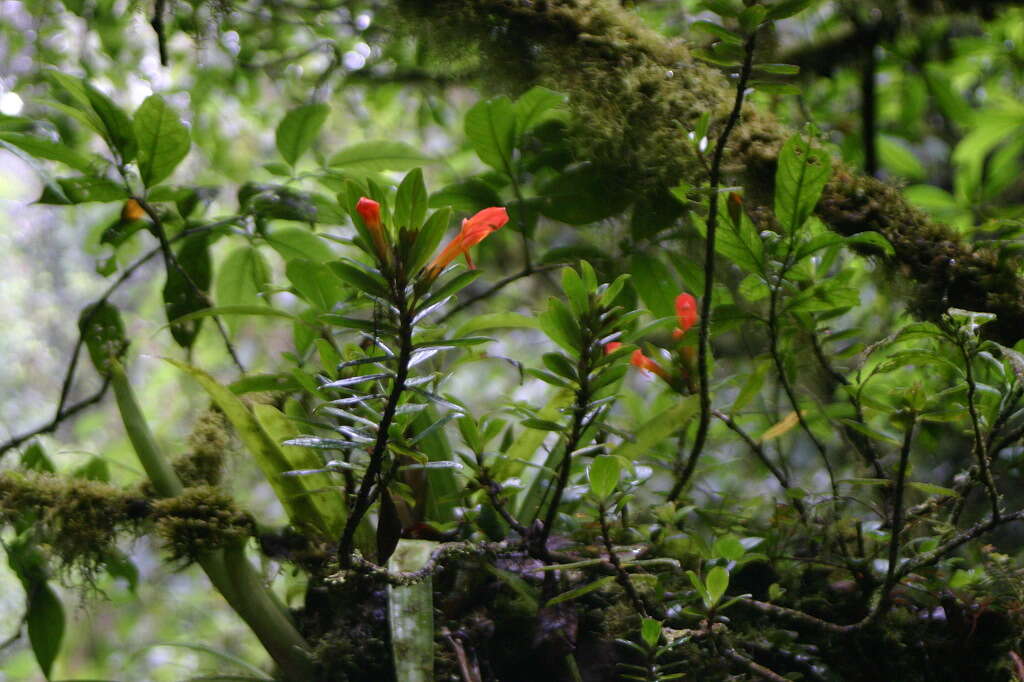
[878,135,925,181]
[845,231,894,256]
[545,576,617,606]
[216,246,270,324]
[713,535,745,561]
[429,179,502,212]
[630,254,677,319]
[561,267,589,317]
[394,168,428,230]
[465,96,517,175]
[755,63,800,75]
[408,207,451,273]
[515,86,566,137]
[454,312,538,337]
[163,235,212,348]
[907,481,958,497]
[0,132,97,173]
[765,0,814,20]
[286,259,347,311]
[275,103,329,166]
[538,297,582,354]
[690,20,743,44]
[705,565,729,606]
[84,83,137,162]
[37,176,128,204]
[133,95,190,187]
[327,141,429,172]
[589,455,620,500]
[166,360,347,540]
[78,301,128,377]
[252,404,349,536]
[774,134,832,231]
[264,227,334,263]
[329,260,388,298]
[26,581,64,680]
[640,618,661,649]
[388,540,437,682]
[540,164,631,225]
[21,442,55,473]
[612,398,700,462]
[494,391,573,478]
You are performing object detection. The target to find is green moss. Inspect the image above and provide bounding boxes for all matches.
[151,486,255,563]
[398,0,736,192]
[819,169,1024,344]
[173,408,230,487]
[0,473,146,576]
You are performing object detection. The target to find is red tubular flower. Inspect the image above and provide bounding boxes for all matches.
[355,197,390,260]
[673,292,699,340]
[426,207,509,277]
[604,342,623,354]
[630,349,671,381]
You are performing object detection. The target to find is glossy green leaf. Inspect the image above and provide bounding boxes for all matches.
[774,134,832,231]
[705,565,729,606]
[264,227,334,263]
[328,140,429,172]
[588,455,620,500]
[26,581,64,680]
[465,96,516,175]
[216,246,270,330]
[287,259,347,311]
[0,132,97,173]
[163,234,211,348]
[276,103,329,166]
[394,167,428,231]
[37,176,128,204]
[134,95,190,187]
[612,398,700,462]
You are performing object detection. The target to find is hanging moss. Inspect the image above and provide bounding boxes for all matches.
[0,473,147,576]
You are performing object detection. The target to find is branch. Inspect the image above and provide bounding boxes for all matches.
[436,264,560,324]
[668,32,757,502]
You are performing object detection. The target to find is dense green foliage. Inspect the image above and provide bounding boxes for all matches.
[2,1,1024,680]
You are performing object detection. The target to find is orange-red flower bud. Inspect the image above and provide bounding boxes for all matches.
[355,197,390,261]
[604,342,623,354]
[630,349,671,381]
[673,292,698,339]
[426,207,509,277]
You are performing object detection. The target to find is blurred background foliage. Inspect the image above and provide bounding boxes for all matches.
[1,0,1024,679]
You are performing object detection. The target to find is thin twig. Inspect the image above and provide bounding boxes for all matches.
[960,339,1001,520]
[598,501,647,616]
[337,290,413,567]
[136,198,245,373]
[437,264,560,324]
[667,32,757,502]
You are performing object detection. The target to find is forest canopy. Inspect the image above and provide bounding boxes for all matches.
[1,1,1024,680]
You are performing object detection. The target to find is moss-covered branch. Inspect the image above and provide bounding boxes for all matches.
[395,0,1024,343]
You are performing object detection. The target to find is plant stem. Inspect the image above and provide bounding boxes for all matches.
[668,33,757,502]
[337,297,414,567]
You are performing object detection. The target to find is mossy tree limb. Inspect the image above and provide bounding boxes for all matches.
[109,362,313,678]
[395,0,1024,344]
